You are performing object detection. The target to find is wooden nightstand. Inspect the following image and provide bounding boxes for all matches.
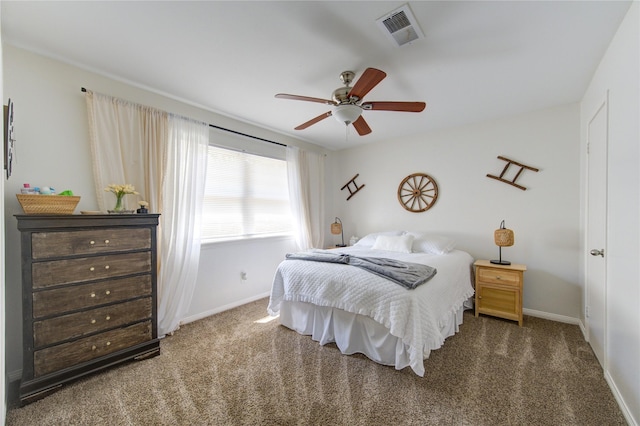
[474,259,526,326]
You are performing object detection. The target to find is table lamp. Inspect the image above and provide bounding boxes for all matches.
[331,217,346,247]
[490,220,514,265]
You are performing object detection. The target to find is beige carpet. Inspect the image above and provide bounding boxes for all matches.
[7,298,626,425]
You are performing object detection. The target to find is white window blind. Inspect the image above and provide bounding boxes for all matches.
[202,145,292,241]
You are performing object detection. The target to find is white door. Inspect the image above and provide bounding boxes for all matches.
[585,95,608,368]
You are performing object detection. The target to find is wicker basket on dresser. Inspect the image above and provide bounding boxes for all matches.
[16,214,161,405]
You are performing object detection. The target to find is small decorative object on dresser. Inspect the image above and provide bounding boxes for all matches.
[105,183,139,214]
[16,214,161,405]
[474,259,526,326]
[137,200,149,214]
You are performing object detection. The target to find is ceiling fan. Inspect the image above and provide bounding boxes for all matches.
[275,67,426,136]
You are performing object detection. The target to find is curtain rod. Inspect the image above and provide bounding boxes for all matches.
[81,87,287,148]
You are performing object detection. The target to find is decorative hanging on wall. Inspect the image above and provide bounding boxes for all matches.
[341,174,365,200]
[4,98,15,179]
[397,173,439,212]
[487,156,539,191]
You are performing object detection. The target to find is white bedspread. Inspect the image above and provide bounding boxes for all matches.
[267,247,475,376]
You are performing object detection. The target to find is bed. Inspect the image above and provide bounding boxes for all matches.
[267,231,475,376]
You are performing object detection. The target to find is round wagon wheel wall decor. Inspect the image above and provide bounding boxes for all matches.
[397,173,439,212]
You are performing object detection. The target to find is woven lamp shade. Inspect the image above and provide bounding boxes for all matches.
[331,222,342,235]
[494,228,514,247]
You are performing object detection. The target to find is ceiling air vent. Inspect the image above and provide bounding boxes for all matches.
[376,4,424,47]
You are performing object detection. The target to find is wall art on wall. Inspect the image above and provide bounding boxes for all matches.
[4,98,15,179]
[397,172,438,212]
[487,156,539,191]
[341,173,365,200]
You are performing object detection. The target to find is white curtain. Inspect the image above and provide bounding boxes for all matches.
[286,146,325,250]
[85,91,209,336]
[85,91,167,212]
[157,116,209,335]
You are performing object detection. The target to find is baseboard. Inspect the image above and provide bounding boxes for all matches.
[604,369,638,426]
[179,292,271,326]
[523,308,587,337]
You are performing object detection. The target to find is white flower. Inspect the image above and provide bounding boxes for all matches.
[104,184,139,197]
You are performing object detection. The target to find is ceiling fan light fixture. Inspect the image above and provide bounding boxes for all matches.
[333,104,362,125]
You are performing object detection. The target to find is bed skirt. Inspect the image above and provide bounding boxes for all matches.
[278,299,471,375]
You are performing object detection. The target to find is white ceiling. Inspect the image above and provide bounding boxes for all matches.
[1,1,631,151]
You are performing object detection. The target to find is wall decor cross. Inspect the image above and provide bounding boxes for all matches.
[487,156,539,191]
[341,174,365,200]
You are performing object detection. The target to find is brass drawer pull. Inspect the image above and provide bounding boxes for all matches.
[92,345,97,351]
[89,266,95,272]
[105,265,110,270]
[90,292,96,298]
[104,239,110,244]
[91,319,96,324]
[105,290,111,295]
[106,316,111,321]
[90,240,95,245]
[106,341,111,346]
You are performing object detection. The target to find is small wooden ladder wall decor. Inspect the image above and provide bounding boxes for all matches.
[341,174,365,200]
[487,156,539,191]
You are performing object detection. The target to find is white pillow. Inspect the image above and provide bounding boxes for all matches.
[371,234,414,253]
[353,231,405,247]
[408,232,456,255]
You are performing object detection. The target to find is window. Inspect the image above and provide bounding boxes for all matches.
[201,145,292,241]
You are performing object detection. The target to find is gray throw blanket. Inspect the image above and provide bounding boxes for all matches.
[285,251,437,290]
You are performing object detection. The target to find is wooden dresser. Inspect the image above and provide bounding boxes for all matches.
[474,259,526,326]
[16,214,161,404]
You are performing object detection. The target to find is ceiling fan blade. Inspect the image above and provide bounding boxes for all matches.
[294,111,332,130]
[348,68,387,100]
[352,115,372,136]
[275,93,335,105]
[361,101,426,112]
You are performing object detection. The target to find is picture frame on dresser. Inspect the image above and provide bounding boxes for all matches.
[16,213,161,405]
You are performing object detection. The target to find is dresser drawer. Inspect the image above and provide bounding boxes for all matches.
[34,297,153,347]
[33,274,152,318]
[33,321,152,377]
[32,228,151,259]
[477,267,521,286]
[32,251,151,289]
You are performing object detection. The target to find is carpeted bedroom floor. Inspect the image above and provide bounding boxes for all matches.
[7,297,626,425]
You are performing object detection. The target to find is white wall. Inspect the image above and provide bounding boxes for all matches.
[183,236,297,323]
[0,8,6,423]
[329,104,582,320]
[580,2,639,424]
[1,45,323,380]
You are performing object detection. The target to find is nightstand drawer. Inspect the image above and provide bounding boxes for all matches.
[477,285,519,317]
[477,267,520,286]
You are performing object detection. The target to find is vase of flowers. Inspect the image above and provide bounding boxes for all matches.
[105,184,138,214]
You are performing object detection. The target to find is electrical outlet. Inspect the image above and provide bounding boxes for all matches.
[240,271,247,280]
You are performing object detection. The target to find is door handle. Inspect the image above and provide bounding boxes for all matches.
[590,249,604,257]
